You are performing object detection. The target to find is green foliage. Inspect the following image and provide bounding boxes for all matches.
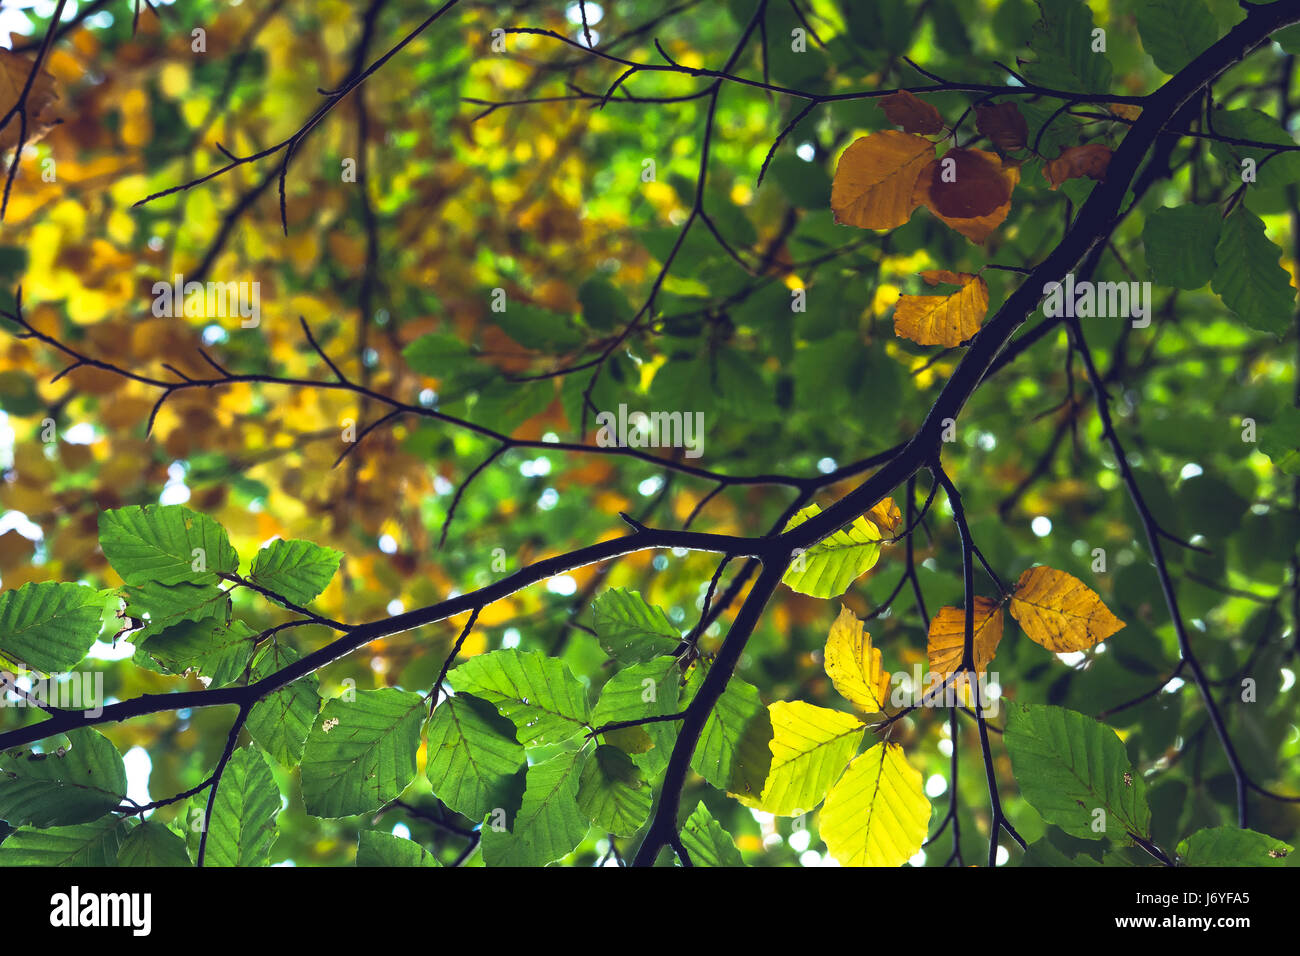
[447,649,591,747]
[99,505,239,586]
[204,747,281,866]
[248,539,342,606]
[300,690,425,818]
[1135,0,1218,73]
[356,830,441,867]
[1003,702,1150,842]
[680,801,745,866]
[0,729,127,827]
[1211,208,1296,335]
[1176,826,1293,866]
[591,588,682,663]
[425,693,526,821]
[0,582,102,671]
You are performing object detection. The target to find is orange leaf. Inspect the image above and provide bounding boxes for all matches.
[879,90,944,135]
[926,597,1004,679]
[975,102,1028,152]
[1009,566,1125,652]
[865,496,902,538]
[1043,144,1113,190]
[0,49,60,152]
[831,131,934,231]
[893,272,989,347]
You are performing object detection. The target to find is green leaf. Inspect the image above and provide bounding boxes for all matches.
[205,747,281,867]
[578,276,632,331]
[426,693,526,821]
[117,822,192,867]
[246,642,321,767]
[491,302,585,351]
[133,618,255,688]
[1176,826,1293,866]
[479,750,590,867]
[122,580,230,642]
[1023,1,1112,94]
[1206,109,1300,191]
[575,745,652,836]
[0,729,127,827]
[1019,838,1103,867]
[0,581,102,672]
[99,504,238,586]
[781,504,885,599]
[1211,207,1296,336]
[680,801,745,866]
[300,689,425,818]
[402,333,476,375]
[1259,405,1300,476]
[591,589,682,663]
[248,539,342,606]
[448,649,591,747]
[591,656,683,777]
[469,378,553,435]
[356,830,441,867]
[0,817,129,866]
[691,676,772,803]
[1136,0,1217,73]
[1003,701,1151,841]
[1142,205,1221,290]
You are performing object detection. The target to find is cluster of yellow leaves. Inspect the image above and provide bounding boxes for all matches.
[752,605,931,867]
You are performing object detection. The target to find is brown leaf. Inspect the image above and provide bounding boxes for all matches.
[0,49,60,153]
[975,102,1028,152]
[1009,565,1125,652]
[926,597,1004,679]
[880,90,944,135]
[1043,144,1113,190]
[917,147,1013,218]
[893,271,989,347]
[830,131,934,231]
[912,153,1019,244]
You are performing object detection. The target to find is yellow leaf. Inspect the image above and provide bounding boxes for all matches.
[825,605,891,715]
[781,503,887,599]
[830,131,933,231]
[821,742,930,867]
[1009,565,1125,652]
[926,596,1004,679]
[893,272,990,347]
[754,701,864,816]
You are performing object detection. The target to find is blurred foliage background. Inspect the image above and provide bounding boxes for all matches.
[0,0,1297,866]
